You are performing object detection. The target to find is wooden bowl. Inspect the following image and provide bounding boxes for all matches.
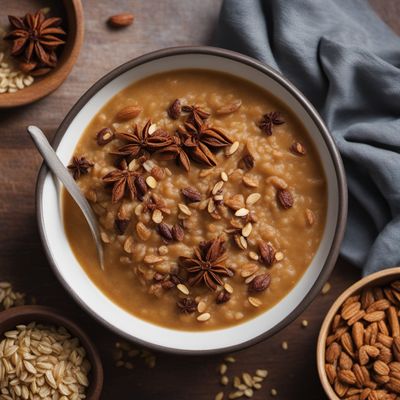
[0,0,84,108]
[317,267,400,399]
[0,305,103,399]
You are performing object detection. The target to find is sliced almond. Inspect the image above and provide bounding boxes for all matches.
[226,141,239,156]
[152,209,163,224]
[242,175,258,188]
[146,176,157,189]
[177,284,189,295]
[241,222,252,238]
[197,313,211,322]
[235,208,249,217]
[216,100,242,115]
[246,193,261,206]
[248,296,262,307]
[212,180,224,195]
[221,172,228,182]
[144,255,163,264]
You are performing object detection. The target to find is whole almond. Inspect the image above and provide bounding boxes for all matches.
[361,288,375,309]
[387,377,400,394]
[338,370,357,385]
[115,105,142,121]
[158,223,173,241]
[353,363,365,386]
[248,273,271,293]
[390,361,400,374]
[108,13,134,28]
[352,322,364,349]
[363,311,385,322]
[334,379,348,397]
[341,332,355,357]
[342,302,361,321]
[258,241,275,266]
[342,295,361,309]
[347,310,366,326]
[167,98,181,119]
[378,320,390,336]
[215,100,242,116]
[367,299,390,313]
[377,332,393,348]
[325,364,336,385]
[277,188,294,209]
[339,352,353,370]
[373,360,390,376]
[388,306,400,337]
[181,187,201,203]
[326,342,341,363]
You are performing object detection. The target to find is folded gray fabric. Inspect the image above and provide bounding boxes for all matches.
[215,0,400,275]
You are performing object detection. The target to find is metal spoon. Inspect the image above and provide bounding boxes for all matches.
[27,125,105,271]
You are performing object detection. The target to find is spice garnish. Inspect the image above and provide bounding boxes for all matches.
[4,11,66,76]
[112,120,173,160]
[258,111,284,136]
[67,156,93,180]
[156,132,191,171]
[182,105,210,125]
[177,298,197,314]
[102,159,143,203]
[180,237,233,291]
[167,98,181,120]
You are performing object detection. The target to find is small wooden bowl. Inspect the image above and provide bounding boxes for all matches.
[0,0,84,108]
[317,267,400,399]
[0,305,103,399]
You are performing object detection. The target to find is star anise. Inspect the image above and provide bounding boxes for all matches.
[155,130,191,171]
[112,120,174,160]
[4,11,66,72]
[179,237,233,291]
[67,156,93,180]
[258,112,285,136]
[178,121,232,168]
[102,160,143,203]
[177,298,197,314]
[182,105,210,125]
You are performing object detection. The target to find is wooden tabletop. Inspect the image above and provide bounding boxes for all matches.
[0,1,398,398]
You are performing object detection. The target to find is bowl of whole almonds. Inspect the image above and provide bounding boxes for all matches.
[317,267,400,400]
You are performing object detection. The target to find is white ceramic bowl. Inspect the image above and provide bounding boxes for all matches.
[36,47,347,354]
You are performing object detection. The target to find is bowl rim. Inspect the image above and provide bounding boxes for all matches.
[0,305,103,399]
[0,0,84,108]
[316,267,400,399]
[35,45,348,354]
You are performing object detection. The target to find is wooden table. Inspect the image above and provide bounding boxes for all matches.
[0,1,398,398]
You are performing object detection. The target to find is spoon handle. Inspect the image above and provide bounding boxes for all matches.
[27,125,104,271]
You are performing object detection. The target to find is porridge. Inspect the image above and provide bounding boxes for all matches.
[62,69,326,330]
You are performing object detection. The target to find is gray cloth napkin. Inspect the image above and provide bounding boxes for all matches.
[215,0,400,275]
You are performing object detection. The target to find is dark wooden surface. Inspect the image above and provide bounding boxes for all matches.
[0,1,398,399]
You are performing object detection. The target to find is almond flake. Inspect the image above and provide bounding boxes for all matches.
[242,175,258,188]
[248,251,259,261]
[152,209,163,224]
[177,284,189,295]
[178,203,192,216]
[208,198,216,213]
[142,159,156,172]
[197,312,211,322]
[144,255,163,264]
[275,252,284,261]
[235,208,249,217]
[226,141,239,156]
[224,283,234,294]
[248,296,262,307]
[241,222,252,238]
[146,176,157,189]
[246,193,261,206]
[221,172,228,182]
[212,180,224,195]
[197,301,207,313]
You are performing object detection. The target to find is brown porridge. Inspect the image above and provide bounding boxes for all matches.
[63,69,326,331]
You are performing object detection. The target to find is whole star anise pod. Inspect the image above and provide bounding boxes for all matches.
[102,160,143,203]
[67,156,93,180]
[4,11,66,71]
[179,237,233,291]
[258,112,285,136]
[182,105,210,125]
[155,130,191,171]
[112,120,174,160]
[178,121,232,168]
[177,298,197,314]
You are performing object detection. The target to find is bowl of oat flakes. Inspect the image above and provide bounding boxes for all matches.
[35,46,347,354]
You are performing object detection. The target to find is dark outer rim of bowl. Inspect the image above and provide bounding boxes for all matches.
[35,45,348,355]
[0,305,103,400]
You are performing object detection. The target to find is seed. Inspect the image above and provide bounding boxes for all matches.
[178,203,192,216]
[229,392,244,399]
[241,223,252,237]
[226,141,239,156]
[146,176,157,189]
[224,283,234,294]
[197,301,207,313]
[144,255,163,264]
[208,198,216,213]
[290,141,306,156]
[233,376,241,387]
[234,235,248,250]
[152,209,163,224]
[246,193,261,206]
[100,231,110,243]
[242,373,253,387]
[321,282,331,295]
[275,252,284,261]
[255,369,268,378]
[235,208,249,217]
[253,383,261,390]
[220,364,228,375]
[136,222,151,241]
[240,263,258,278]
[215,392,224,400]
[244,388,253,398]
[225,356,236,363]
[123,236,135,253]
[177,284,189,295]
[212,180,225,195]
[242,175,258,188]
[282,341,288,350]
[271,389,278,396]
[301,320,308,328]
[248,297,262,307]
[221,172,228,182]
[248,251,259,261]
[305,208,315,226]
[197,313,211,322]
[221,375,229,386]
